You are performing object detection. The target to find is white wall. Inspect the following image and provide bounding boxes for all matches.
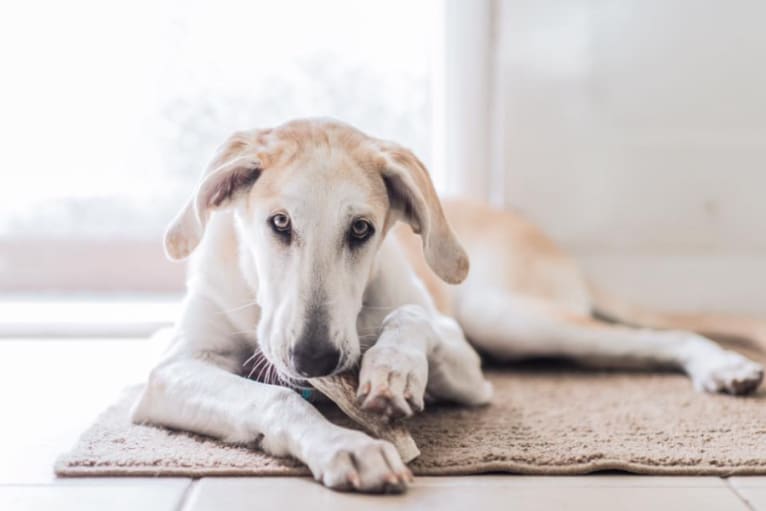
[492,0,766,313]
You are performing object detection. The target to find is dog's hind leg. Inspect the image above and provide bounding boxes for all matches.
[455,289,764,395]
[589,284,766,346]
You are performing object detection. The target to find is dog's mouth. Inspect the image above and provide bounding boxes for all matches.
[242,349,310,389]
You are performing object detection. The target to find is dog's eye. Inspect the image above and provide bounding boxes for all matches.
[349,219,373,242]
[270,213,291,233]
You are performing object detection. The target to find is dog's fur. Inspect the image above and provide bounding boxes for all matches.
[133,118,765,493]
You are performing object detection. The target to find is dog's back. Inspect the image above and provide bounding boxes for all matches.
[395,197,591,317]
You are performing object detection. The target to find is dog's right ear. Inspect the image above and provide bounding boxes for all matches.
[164,131,262,261]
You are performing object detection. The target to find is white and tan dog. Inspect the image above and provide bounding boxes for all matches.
[133,118,764,493]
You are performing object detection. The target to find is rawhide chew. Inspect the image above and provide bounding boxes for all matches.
[309,372,420,463]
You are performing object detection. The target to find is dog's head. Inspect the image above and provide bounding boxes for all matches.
[165,118,468,379]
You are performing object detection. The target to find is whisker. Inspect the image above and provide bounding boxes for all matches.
[217,300,260,315]
[242,351,258,367]
[257,363,268,383]
[227,328,259,336]
[248,354,271,380]
[238,345,320,393]
[247,357,265,379]
[256,359,271,383]
[268,365,279,385]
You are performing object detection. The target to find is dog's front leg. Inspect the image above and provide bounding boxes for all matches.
[357,305,431,419]
[357,305,492,419]
[132,354,411,492]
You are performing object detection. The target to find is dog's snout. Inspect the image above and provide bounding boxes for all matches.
[292,341,341,377]
[290,306,341,377]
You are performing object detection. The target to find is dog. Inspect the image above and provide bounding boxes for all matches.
[132,118,765,493]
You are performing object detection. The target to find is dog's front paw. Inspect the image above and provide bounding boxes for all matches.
[356,344,427,420]
[307,430,412,493]
[688,350,764,395]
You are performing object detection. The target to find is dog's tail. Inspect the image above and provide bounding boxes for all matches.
[589,284,766,345]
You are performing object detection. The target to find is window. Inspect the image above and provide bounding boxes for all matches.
[0,0,440,294]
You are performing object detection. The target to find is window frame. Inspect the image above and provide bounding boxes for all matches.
[1,239,185,293]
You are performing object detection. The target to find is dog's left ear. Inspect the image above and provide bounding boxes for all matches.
[376,142,469,284]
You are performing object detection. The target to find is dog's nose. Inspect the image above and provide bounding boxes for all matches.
[291,341,341,377]
[291,306,341,377]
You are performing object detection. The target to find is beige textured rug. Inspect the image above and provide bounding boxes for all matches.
[57,343,766,477]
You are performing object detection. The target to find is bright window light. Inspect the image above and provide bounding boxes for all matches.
[0,0,437,241]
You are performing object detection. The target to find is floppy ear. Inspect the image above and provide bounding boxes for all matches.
[164,131,262,261]
[377,142,469,284]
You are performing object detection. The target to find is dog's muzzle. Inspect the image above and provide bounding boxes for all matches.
[289,306,341,377]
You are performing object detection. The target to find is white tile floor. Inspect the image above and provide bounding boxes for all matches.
[2,338,765,510]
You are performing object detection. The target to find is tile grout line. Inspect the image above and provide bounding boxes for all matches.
[175,478,199,511]
[725,478,757,511]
